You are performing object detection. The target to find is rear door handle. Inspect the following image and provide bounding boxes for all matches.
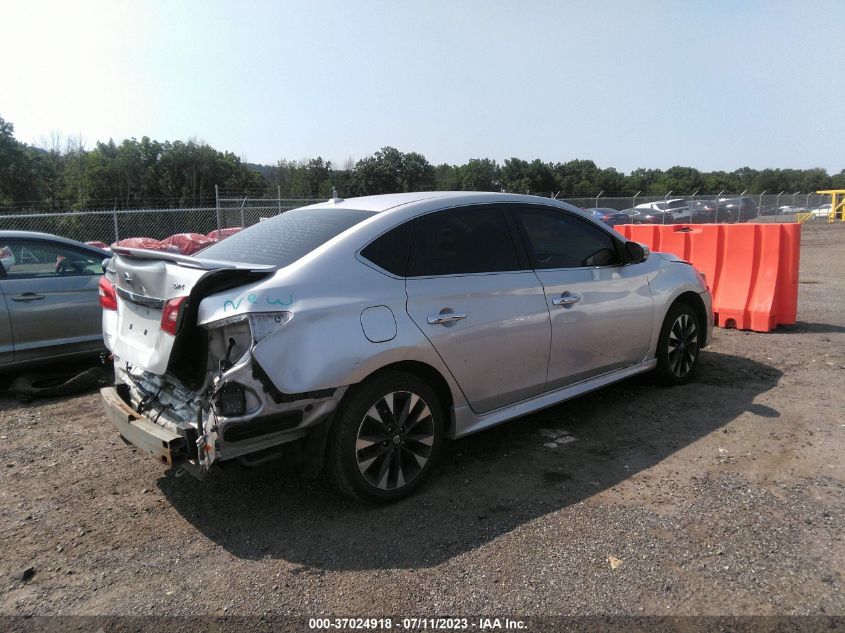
[11,293,46,302]
[427,313,467,325]
[552,293,582,306]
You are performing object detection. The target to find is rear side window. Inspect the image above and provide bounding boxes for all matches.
[200,207,376,266]
[409,206,520,276]
[360,222,412,276]
[517,207,621,269]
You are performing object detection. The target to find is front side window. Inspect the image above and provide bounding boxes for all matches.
[516,207,622,269]
[0,241,104,279]
[409,206,521,276]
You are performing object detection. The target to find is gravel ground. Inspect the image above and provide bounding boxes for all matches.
[0,222,843,620]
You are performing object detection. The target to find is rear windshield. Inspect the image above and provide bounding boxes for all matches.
[199,207,376,266]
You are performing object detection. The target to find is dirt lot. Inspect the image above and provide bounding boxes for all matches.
[0,222,843,620]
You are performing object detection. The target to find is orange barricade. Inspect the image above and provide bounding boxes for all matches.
[617,224,800,332]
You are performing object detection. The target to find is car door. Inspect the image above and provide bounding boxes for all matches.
[512,205,654,390]
[404,204,551,414]
[0,238,105,363]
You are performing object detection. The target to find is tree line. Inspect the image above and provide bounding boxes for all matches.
[1,114,842,211]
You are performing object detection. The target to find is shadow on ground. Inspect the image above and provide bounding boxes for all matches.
[159,351,781,571]
[778,321,845,335]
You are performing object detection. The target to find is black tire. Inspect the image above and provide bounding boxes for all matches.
[655,302,701,386]
[327,371,444,503]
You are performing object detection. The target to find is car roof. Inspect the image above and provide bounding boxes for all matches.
[0,230,109,253]
[299,191,575,214]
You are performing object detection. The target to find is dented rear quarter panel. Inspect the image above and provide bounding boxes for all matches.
[195,221,469,413]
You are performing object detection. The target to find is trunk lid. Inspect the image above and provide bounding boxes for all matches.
[104,247,274,374]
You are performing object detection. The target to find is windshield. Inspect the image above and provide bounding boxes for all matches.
[199,207,376,266]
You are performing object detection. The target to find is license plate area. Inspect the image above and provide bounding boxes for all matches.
[119,301,163,347]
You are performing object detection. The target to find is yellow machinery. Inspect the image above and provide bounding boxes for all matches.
[815,190,845,223]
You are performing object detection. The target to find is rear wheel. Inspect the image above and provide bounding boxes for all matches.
[327,371,444,503]
[655,302,701,385]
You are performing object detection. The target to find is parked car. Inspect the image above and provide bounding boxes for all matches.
[100,192,712,502]
[778,205,805,215]
[620,208,675,225]
[634,198,690,214]
[681,200,721,223]
[634,199,720,224]
[590,207,632,227]
[810,204,832,218]
[711,197,759,222]
[0,231,108,370]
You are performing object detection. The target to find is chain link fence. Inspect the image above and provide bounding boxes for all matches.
[0,192,834,244]
[0,198,326,245]
[540,192,831,223]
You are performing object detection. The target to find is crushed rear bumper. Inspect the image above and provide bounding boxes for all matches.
[101,386,185,467]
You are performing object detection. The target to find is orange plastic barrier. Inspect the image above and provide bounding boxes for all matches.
[617,224,800,332]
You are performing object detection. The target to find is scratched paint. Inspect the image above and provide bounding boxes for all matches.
[223,292,293,312]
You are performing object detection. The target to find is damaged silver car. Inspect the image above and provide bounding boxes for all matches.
[101,192,712,502]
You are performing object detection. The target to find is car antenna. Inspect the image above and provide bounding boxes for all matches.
[328,187,344,204]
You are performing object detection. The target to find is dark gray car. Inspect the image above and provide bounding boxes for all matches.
[0,231,108,369]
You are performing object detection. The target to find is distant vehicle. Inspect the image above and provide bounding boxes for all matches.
[620,208,675,225]
[711,197,759,222]
[778,205,806,215]
[634,199,724,224]
[590,208,632,227]
[677,201,722,223]
[810,204,832,217]
[634,198,690,214]
[0,231,108,370]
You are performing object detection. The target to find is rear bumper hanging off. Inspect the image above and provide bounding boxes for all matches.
[101,386,185,467]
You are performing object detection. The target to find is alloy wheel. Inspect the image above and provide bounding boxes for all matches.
[667,313,699,378]
[355,391,435,490]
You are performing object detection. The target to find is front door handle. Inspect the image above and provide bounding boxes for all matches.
[11,293,46,302]
[552,293,582,306]
[427,313,467,325]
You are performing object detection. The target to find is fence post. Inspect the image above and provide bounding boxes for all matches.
[215,184,222,233]
[240,196,247,228]
[715,190,726,223]
[277,186,282,215]
[112,202,119,242]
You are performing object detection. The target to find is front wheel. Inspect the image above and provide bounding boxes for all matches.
[655,302,701,386]
[327,371,444,503]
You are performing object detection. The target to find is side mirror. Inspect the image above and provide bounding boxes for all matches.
[625,241,650,264]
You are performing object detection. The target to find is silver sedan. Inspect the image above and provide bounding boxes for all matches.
[100,192,712,502]
[0,231,108,370]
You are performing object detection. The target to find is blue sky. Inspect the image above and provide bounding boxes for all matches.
[3,0,843,173]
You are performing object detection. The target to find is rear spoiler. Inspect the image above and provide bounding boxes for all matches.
[109,247,276,272]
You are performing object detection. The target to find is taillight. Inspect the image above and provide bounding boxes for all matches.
[98,276,118,311]
[160,296,187,336]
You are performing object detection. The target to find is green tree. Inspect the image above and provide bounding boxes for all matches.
[0,116,40,204]
[347,147,435,195]
[461,158,500,191]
